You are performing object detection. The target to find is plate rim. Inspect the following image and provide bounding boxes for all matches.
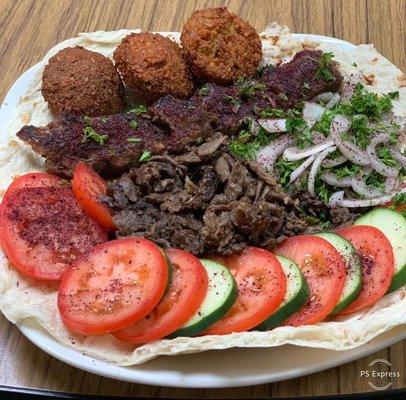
[1,33,404,389]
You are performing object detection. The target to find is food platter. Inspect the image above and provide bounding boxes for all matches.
[1,33,405,388]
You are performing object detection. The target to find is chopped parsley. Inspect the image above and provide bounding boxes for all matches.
[229,125,274,159]
[100,117,108,123]
[129,120,138,130]
[129,105,147,115]
[82,126,108,145]
[365,170,385,191]
[302,82,311,90]
[285,117,312,149]
[237,80,266,100]
[224,95,241,107]
[127,137,141,144]
[199,85,209,96]
[314,52,335,82]
[277,92,288,102]
[274,159,302,188]
[333,163,361,179]
[390,193,406,218]
[139,151,151,162]
[258,108,285,118]
[314,180,334,204]
[352,62,358,67]
[377,145,399,167]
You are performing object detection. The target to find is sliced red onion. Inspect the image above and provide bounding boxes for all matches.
[385,177,398,192]
[312,132,327,144]
[389,146,406,168]
[256,134,294,172]
[258,119,287,133]
[351,176,383,198]
[329,190,345,206]
[289,155,316,183]
[322,155,347,167]
[283,139,335,161]
[334,185,406,208]
[320,171,353,187]
[302,102,326,122]
[341,72,363,100]
[314,92,334,103]
[308,146,337,197]
[325,93,341,109]
[330,115,370,166]
[366,133,400,178]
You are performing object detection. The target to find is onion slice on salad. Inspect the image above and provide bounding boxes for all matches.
[328,190,345,206]
[283,139,335,161]
[302,102,326,122]
[256,134,294,172]
[322,154,347,168]
[325,93,341,109]
[307,146,337,196]
[289,155,316,183]
[330,115,370,166]
[258,119,287,133]
[314,92,334,103]
[320,171,353,188]
[389,146,406,168]
[366,133,400,178]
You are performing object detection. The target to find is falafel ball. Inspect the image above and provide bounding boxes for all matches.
[42,46,124,117]
[181,7,262,84]
[113,32,194,103]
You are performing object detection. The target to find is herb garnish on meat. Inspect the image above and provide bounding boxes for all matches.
[139,151,151,162]
[314,52,335,82]
[82,126,108,145]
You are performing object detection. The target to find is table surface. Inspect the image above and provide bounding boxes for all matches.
[0,0,405,398]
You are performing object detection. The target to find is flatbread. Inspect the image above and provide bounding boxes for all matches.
[0,24,405,366]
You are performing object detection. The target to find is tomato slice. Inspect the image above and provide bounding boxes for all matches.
[336,225,394,315]
[58,237,169,335]
[72,163,116,230]
[202,247,286,335]
[114,248,208,343]
[275,235,346,326]
[0,173,63,251]
[0,186,107,281]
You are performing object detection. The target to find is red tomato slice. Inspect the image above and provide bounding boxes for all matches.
[336,225,394,315]
[0,173,62,250]
[114,248,208,343]
[72,163,116,230]
[275,235,346,326]
[202,247,286,335]
[58,237,169,335]
[0,186,107,281]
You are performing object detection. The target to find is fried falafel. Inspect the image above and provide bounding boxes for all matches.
[113,32,194,103]
[181,7,262,84]
[42,46,124,117]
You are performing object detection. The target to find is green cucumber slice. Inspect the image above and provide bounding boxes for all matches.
[170,259,238,337]
[315,232,362,314]
[355,207,406,292]
[256,256,309,330]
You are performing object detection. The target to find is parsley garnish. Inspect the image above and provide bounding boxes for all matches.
[315,52,335,82]
[237,80,266,100]
[100,117,108,123]
[229,126,274,159]
[139,151,151,162]
[352,62,358,67]
[390,193,406,217]
[258,108,285,118]
[224,95,241,108]
[82,126,108,145]
[365,171,385,191]
[377,146,399,167]
[129,105,147,115]
[199,85,209,96]
[333,163,361,179]
[130,120,138,130]
[127,137,141,144]
[274,159,302,188]
[286,117,312,149]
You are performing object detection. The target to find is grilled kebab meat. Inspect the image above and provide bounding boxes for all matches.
[17,50,342,177]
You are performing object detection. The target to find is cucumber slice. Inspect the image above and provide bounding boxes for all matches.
[170,259,238,337]
[256,256,309,330]
[355,208,406,292]
[315,232,362,314]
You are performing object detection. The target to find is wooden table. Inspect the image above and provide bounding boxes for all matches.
[0,0,405,397]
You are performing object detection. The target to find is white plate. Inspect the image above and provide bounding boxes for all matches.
[1,34,405,389]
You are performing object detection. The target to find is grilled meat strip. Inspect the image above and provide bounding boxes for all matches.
[17,50,342,177]
[17,113,168,177]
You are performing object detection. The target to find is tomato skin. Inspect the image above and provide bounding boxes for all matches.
[0,186,107,281]
[336,225,394,315]
[72,163,116,231]
[58,237,169,335]
[114,248,208,343]
[0,173,64,250]
[202,247,286,335]
[275,235,346,326]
